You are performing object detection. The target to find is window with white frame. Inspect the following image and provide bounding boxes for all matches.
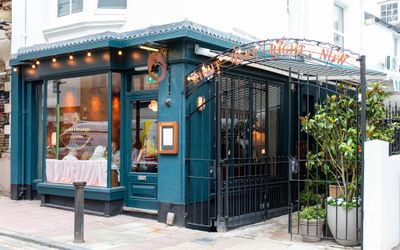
[394,80,400,92]
[58,0,83,17]
[334,4,344,47]
[98,0,127,9]
[381,2,398,23]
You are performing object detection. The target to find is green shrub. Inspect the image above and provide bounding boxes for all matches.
[299,205,326,220]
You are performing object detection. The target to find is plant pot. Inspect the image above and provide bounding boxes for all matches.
[299,218,325,242]
[329,185,345,199]
[327,204,361,246]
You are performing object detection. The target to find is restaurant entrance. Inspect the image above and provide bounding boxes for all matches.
[125,73,159,210]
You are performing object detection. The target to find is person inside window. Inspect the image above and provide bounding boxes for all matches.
[63,144,79,160]
[90,145,106,160]
[111,142,120,185]
[131,141,142,172]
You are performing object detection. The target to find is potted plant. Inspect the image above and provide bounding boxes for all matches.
[299,205,326,242]
[300,83,398,246]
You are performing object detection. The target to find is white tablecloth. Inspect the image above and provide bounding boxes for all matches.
[46,159,107,187]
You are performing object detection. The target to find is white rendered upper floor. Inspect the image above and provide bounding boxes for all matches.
[10,0,400,94]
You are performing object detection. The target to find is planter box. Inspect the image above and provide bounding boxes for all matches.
[329,185,345,199]
[299,218,325,242]
[327,204,361,246]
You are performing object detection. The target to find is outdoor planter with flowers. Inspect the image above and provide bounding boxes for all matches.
[299,205,326,242]
[300,83,399,246]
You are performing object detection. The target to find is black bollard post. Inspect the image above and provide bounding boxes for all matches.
[73,181,86,243]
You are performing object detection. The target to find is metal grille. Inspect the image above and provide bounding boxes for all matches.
[387,102,400,155]
[287,71,363,244]
[186,73,289,230]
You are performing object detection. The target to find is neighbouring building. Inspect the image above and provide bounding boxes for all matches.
[0,0,11,196]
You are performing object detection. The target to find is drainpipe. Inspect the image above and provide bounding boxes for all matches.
[24,0,27,46]
[18,66,27,199]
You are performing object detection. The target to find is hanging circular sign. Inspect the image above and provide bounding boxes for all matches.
[147,52,167,83]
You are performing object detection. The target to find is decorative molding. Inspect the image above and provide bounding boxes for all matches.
[43,19,126,41]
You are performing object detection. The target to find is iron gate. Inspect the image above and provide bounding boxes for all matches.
[186,73,290,230]
[184,39,378,243]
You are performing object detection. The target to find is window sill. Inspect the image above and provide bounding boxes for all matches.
[36,182,126,201]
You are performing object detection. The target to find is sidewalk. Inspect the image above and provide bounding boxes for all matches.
[0,196,357,250]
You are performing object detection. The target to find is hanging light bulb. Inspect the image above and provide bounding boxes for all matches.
[31,64,36,69]
[35,60,40,65]
[13,67,17,72]
[148,100,158,112]
[87,51,92,57]
[118,50,123,56]
[69,54,74,60]
[52,57,57,63]
[197,96,206,111]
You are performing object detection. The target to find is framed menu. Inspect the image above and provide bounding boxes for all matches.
[158,121,178,154]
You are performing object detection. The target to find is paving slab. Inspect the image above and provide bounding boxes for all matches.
[0,196,359,250]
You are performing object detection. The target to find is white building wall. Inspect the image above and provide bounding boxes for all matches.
[12,0,364,53]
[364,140,400,250]
[10,0,400,96]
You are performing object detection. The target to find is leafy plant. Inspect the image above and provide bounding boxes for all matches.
[299,205,326,220]
[300,83,399,202]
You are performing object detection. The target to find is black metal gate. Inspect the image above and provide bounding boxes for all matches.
[185,39,378,240]
[186,73,289,230]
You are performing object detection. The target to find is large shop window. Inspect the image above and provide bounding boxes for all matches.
[45,73,121,187]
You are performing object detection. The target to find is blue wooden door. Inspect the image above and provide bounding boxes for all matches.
[126,99,158,210]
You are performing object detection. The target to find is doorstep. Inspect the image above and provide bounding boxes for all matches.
[122,206,158,220]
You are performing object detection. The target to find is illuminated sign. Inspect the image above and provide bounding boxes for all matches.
[186,39,358,85]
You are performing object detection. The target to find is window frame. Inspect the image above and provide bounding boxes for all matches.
[333,4,345,48]
[58,0,83,17]
[381,2,398,23]
[42,71,122,189]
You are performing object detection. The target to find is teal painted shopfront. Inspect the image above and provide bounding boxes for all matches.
[10,21,303,228]
[10,21,248,224]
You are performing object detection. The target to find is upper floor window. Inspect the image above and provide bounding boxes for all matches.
[58,0,83,17]
[333,4,344,47]
[394,80,400,92]
[98,0,127,9]
[381,2,398,23]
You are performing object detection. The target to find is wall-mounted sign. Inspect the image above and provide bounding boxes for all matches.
[147,52,167,83]
[158,121,178,154]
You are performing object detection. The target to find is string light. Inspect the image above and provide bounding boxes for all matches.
[35,60,40,65]
[52,57,57,63]
[69,54,74,60]
[118,50,123,56]
[86,51,92,57]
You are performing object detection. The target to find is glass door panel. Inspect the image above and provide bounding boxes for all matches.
[130,100,158,173]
